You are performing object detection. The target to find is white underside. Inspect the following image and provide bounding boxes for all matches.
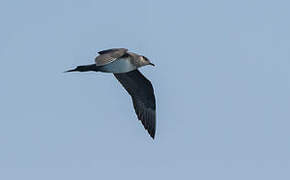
[98,58,137,73]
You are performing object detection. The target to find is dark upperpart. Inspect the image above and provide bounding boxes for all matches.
[65,64,98,72]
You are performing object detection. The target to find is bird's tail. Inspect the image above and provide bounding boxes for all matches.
[65,64,98,72]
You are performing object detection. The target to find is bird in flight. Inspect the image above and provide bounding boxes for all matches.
[66,48,156,139]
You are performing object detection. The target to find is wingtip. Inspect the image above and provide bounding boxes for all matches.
[149,130,155,139]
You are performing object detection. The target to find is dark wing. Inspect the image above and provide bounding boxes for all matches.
[114,70,156,139]
[95,48,128,66]
[98,48,128,55]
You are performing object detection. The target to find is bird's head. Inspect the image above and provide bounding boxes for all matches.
[139,56,155,67]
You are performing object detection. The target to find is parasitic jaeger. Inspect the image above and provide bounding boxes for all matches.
[66,48,156,139]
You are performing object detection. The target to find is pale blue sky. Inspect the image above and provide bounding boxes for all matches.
[1,0,290,179]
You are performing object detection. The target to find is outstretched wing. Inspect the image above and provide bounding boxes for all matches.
[95,48,128,66]
[114,70,156,139]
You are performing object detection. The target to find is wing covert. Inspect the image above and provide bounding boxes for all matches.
[95,48,128,66]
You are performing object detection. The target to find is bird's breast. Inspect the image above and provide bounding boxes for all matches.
[98,58,137,73]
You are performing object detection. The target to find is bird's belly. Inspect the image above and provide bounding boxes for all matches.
[99,58,137,73]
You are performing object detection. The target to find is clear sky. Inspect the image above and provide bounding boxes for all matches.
[0,0,290,179]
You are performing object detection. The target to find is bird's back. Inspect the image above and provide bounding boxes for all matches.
[95,48,128,66]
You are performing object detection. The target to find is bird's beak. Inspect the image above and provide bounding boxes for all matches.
[149,62,155,66]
